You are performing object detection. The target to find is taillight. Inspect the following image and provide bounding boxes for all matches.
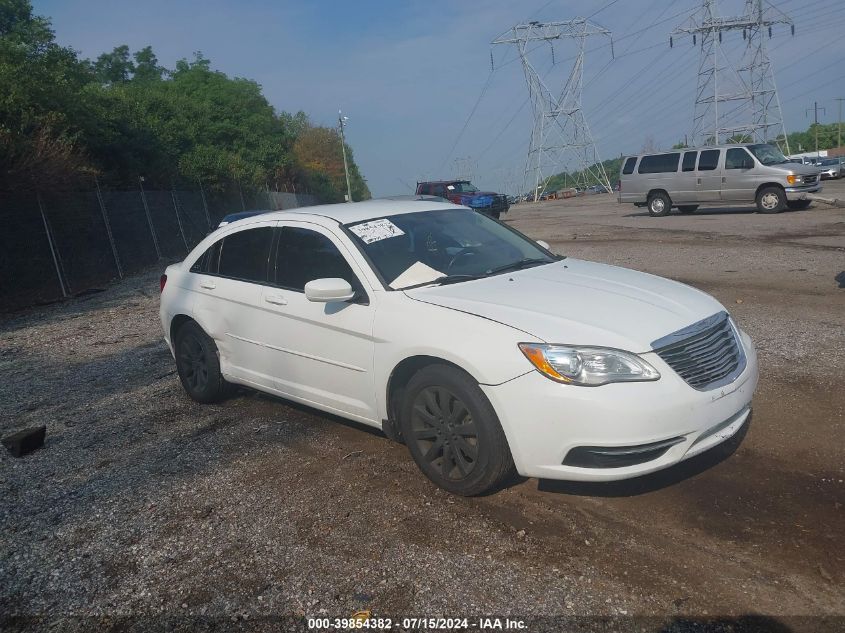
[160,274,167,292]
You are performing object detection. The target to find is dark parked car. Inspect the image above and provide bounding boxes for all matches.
[217,210,271,229]
[416,180,509,219]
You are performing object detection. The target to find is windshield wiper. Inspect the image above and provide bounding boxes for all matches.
[483,257,553,276]
[398,274,483,290]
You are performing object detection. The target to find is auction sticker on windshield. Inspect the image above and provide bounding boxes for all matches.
[349,218,404,244]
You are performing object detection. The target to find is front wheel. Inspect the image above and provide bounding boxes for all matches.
[786,199,811,211]
[756,186,786,213]
[647,192,671,217]
[678,205,699,214]
[399,365,515,496]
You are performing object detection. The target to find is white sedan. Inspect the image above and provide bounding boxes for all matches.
[159,199,758,495]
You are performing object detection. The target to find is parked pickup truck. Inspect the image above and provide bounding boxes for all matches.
[416,180,509,219]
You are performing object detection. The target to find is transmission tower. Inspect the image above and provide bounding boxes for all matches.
[492,19,613,201]
[671,0,793,151]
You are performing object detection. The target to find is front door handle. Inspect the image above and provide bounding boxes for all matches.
[722,176,727,183]
[697,177,702,185]
[264,294,287,306]
[200,280,216,290]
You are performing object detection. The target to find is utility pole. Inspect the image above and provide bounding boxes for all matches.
[338,110,353,203]
[835,97,844,149]
[671,0,793,150]
[492,18,613,201]
[806,101,826,158]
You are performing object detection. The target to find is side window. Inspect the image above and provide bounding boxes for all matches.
[432,184,446,197]
[275,227,362,294]
[698,149,720,171]
[622,157,637,175]
[637,153,681,174]
[418,184,429,195]
[682,151,698,172]
[217,227,274,283]
[725,148,754,169]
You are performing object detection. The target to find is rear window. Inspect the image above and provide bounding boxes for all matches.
[622,157,637,175]
[637,153,680,174]
[698,149,720,171]
[682,151,697,172]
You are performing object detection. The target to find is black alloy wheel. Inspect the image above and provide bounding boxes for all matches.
[399,364,515,496]
[174,321,233,403]
[410,386,479,481]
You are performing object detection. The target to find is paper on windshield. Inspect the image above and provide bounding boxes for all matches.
[349,218,404,244]
[389,261,443,290]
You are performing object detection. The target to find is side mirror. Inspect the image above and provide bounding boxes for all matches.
[536,240,551,250]
[304,278,355,303]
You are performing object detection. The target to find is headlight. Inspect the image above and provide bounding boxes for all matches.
[786,174,801,185]
[518,343,660,386]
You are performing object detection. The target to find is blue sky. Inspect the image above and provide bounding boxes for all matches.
[37,0,845,196]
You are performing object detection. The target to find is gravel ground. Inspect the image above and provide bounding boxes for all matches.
[1,183,843,633]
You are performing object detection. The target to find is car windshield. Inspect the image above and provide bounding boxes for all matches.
[747,143,788,166]
[819,159,838,166]
[345,209,557,290]
[447,182,479,193]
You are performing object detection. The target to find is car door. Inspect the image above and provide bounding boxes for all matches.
[258,222,378,422]
[675,150,699,203]
[722,147,758,201]
[190,224,277,388]
[695,149,723,202]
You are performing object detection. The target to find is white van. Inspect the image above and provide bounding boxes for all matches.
[618,143,821,216]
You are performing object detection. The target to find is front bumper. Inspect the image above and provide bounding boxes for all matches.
[481,331,758,481]
[785,184,821,200]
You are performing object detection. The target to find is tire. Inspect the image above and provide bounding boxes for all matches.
[678,205,699,214]
[174,321,233,403]
[399,364,515,496]
[647,192,671,217]
[756,186,786,213]
[786,199,811,211]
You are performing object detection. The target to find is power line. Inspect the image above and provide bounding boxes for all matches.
[434,70,496,176]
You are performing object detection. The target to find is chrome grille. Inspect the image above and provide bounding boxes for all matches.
[804,174,817,184]
[652,312,745,391]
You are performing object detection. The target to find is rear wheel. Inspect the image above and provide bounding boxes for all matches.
[786,199,811,211]
[756,186,786,213]
[678,205,699,214]
[174,321,233,403]
[647,192,671,217]
[399,365,514,496]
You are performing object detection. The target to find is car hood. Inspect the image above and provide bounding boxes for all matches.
[778,163,823,177]
[404,259,725,352]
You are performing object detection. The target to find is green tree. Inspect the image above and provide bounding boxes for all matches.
[0,0,93,188]
[93,44,134,84]
[132,45,164,82]
[1,2,371,200]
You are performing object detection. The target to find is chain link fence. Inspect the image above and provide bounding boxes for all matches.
[0,181,318,311]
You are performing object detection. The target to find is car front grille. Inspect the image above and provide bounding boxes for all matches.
[652,312,745,391]
[491,194,509,212]
[804,174,817,184]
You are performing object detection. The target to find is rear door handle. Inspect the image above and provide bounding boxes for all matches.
[200,280,216,290]
[697,177,702,185]
[264,294,287,306]
[722,177,727,183]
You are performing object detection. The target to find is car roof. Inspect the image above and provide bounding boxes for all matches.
[255,199,465,225]
[625,143,777,158]
[417,180,470,184]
